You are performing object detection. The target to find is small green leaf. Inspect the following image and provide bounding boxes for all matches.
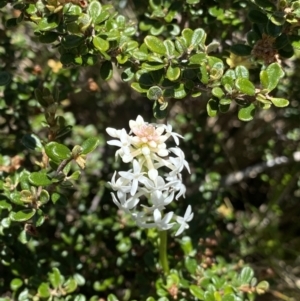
[240,267,254,283]
[189,285,204,300]
[64,278,77,293]
[45,142,72,162]
[107,295,118,301]
[51,192,68,205]
[73,273,85,286]
[38,283,50,298]
[0,200,12,210]
[222,294,236,301]
[147,86,163,101]
[144,36,166,55]
[29,171,52,186]
[87,1,102,22]
[61,35,84,49]
[189,53,206,65]
[235,65,249,79]
[38,16,59,31]
[1,217,11,228]
[100,61,113,80]
[238,103,256,121]
[269,97,289,107]
[93,36,109,52]
[235,78,256,96]
[0,71,11,86]
[164,40,175,57]
[256,280,269,294]
[207,99,218,117]
[49,267,63,289]
[21,134,43,151]
[9,209,36,222]
[153,99,168,120]
[18,229,30,244]
[10,278,23,291]
[260,62,284,92]
[142,62,165,71]
[74,295,86,301]
[81,137,99,154]
[18,289,29,301]
[34,209,45,227]
[166,65,180,81]
[212,87,224,99]
[39,190,50,204]
[230,44,252,56]
[190,28,206,48]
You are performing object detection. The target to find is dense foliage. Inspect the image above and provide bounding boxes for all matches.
[1,0,300,300]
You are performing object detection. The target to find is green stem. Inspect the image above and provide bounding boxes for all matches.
[159,231,169,274]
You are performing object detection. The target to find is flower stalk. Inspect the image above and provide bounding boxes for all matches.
[159,230,169,275]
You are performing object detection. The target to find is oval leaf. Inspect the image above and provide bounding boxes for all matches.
[81,137,99,154]
[144,36,166,55]
[45,142,71,162]
[269,97,289,107]
[238,103,256,121]
[29,171,52,186]
[235,78,255,96]
[10,209,36,222]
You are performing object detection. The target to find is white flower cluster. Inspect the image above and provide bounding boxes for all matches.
[106,115,193,236]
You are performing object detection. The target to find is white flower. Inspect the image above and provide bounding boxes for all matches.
[153,209,175,231]
[107,115,193,236]
[111,191,140,213]
[119,159,147,196]
[142,190,174,212]
[175,205,194,236]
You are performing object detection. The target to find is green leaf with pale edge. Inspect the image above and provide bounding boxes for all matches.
[189,284,204,299]
[49,268,63,289]
[10,278,23,291]
[144,36,166,55]
[235,65,249,79]
[9,209,36,222]
[261,62,284,92]
[190,28,206,48]
[29,171,52,186]
[93,36,109,52]
[240,267,254,283]
[238,104,256,121]
[235,78,255,96]
[163,40,175,57]
[256,280,270,294]
[207,99,218,117]
[147,86,162,100]
[269,97,289,107]
[81,137,99,154]
[0,200,12,210]
[38,283,50,298]
[87,1,101,22]
[166,65,180,81]
[21,134,43,151]
[100,61,113,81]
[212,87,224,99]
[64,278,77,293]
[45,142,71,162]
[51,192,68,205]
